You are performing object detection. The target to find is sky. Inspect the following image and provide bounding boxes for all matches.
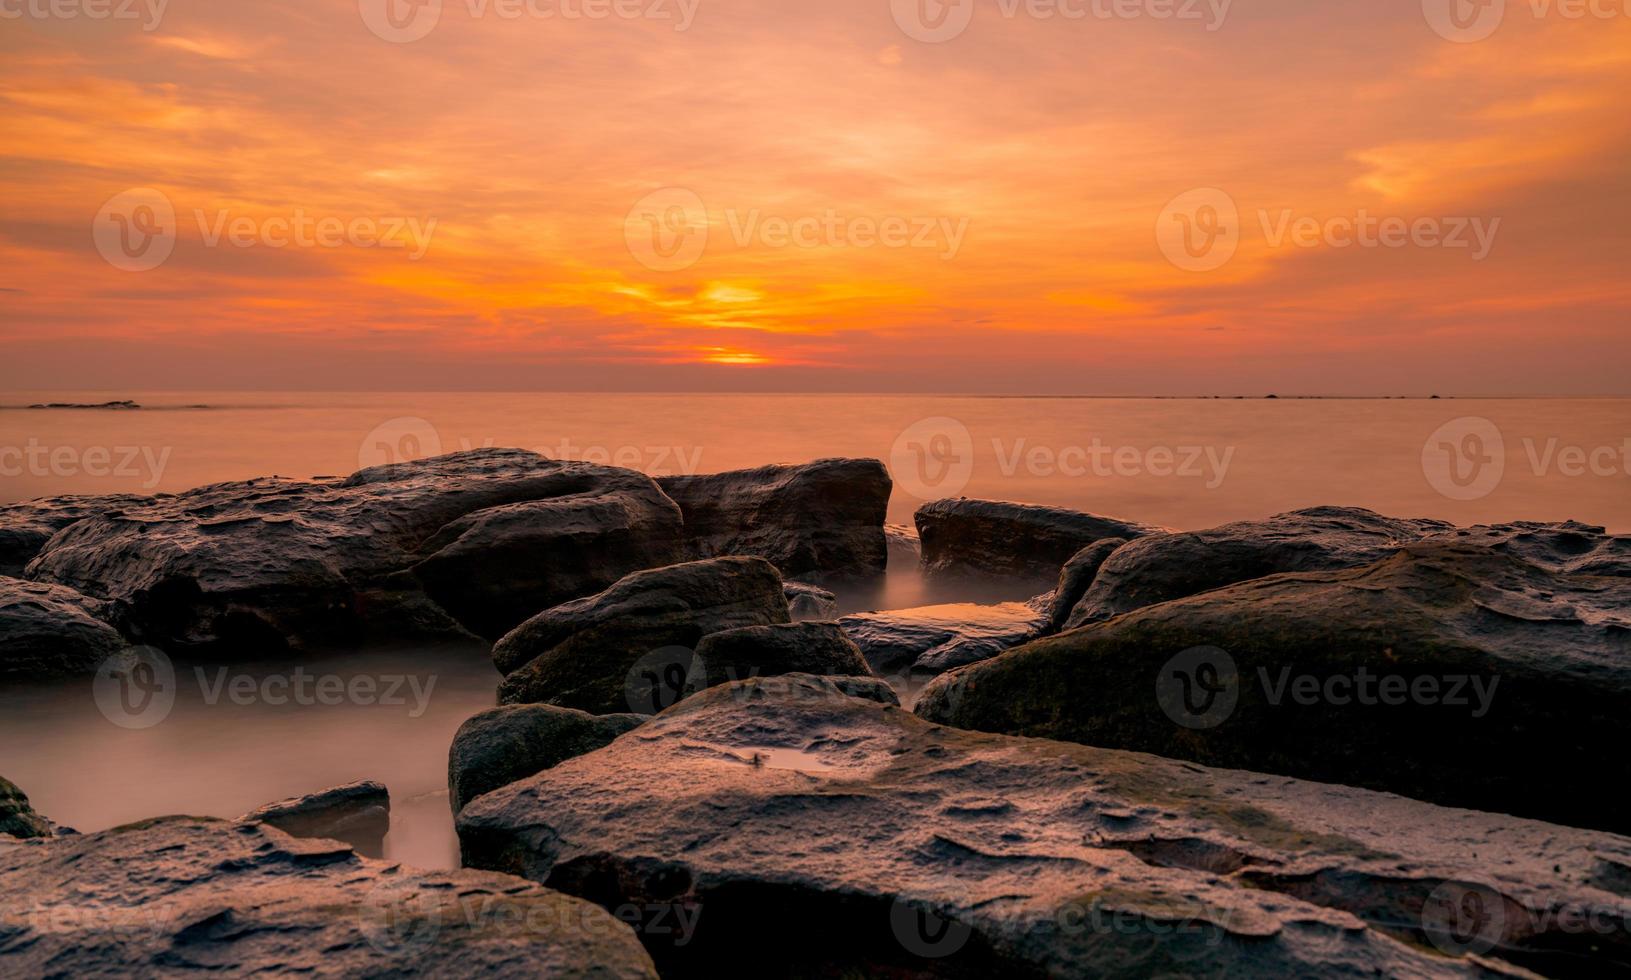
[1,0,1628,394]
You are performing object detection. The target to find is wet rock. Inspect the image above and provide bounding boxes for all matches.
[784,581,839,620]
[239,780,391,857]
[0,817,657,978]
[0,493,158,576]
[449,706,644,814]
[840,600,1047,677]
[25,450,683,652]
[885,523,921,568]
[458,675,1624,977]
[693,623,872,686]
[1044,537,1128,634]
[24,400,140,410]
[1424,519,1631,577]
[657,459,890,583]
[916,497,1165,585]
[918,538,1631,835]
[0,576,126,680]
[1066,506,1452,628]
[494,557,791,714]
[0,776,53,839]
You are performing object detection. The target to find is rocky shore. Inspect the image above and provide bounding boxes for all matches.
[4,448,1630,977]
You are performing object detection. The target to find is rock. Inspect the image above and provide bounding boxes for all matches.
[1423,519,1631,577]
[915,497,1165,585]
[494,557,791,714]
[239,780,392,857]
[656,459,890,583]
[0,493,158,576]
[783,581,839,620]
[840,600,1047,678]
[884,523,921,568]
[918,537,1631,835]
[449,706,644,814]
[0,777,53,839]
[692,623,872,687]
[458,675,1628,977]
[25,449,684,652]
[1066,506,1453,628]
[24,400,140,409]
[1044,537,1127,634]
[0,576,126,679]
[0,817,657,978]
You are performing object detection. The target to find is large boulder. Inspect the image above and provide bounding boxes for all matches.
[1066,506,1453,628]
[0,492,158,577]
[840,600,1048,678]
[493,557,791,714]
[1043,536,1128,634]
[692,623,872,685]
[918,536,1631,835]
[449,705,645,814]
[24,450,684,652]
[915,498,1165,586]
[239,780,391,857]
[0,776,53,839]
[783,581,839,620]
[458,675,1630,977]
[0,576,126,679]
[656,459,890,583]
[0,817,657,977]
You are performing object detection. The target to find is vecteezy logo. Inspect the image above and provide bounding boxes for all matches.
[624,188,709,272]
[889,898,972,959]
[92,188,176,272]
[357,417,444,471]
[1422,0,1506,42]
[1422,416,1505,501]
[889,417,975,500]
[359,0,444,43]
[1155,646,1238,730]
[358,879,445,955]
[93,646,177,729]
[891,0,975,43]
[1421,881,1507,957]
[625,646,708,715]
[1155,188,1240,273]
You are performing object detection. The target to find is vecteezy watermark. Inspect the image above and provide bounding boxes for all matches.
[891,0,1233,44]
[355,417,705,476]
[890,898,974,959]
[624,187,969,272]
[624,646,708,715]
[1422,416,1630,501]
[889,416,976,499]
[0,0,167,31]
[358,0,700,43]
[1423,0,1630,43]
[1156,646,1500,730]
[93,647,439,729]
[0,440,171,489]
[92,188,437,271]
[1156,188,1500,272]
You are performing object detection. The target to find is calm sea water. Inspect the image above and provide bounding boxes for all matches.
[2,392,1626,866]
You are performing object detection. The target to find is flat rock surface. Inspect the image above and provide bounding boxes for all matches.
[916,497,1165,585]
[240,780,391,857]
[25,449,683,652]
[0,817,657,978]
[0,575,125,679]
[918,537,1631,835]
[458,675,1621,977]
[0,493,159,577]
[657,459,890,583]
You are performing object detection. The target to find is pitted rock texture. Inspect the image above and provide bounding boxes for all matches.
[0,576,125,679]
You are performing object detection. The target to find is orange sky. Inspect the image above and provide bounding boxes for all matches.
[1,1,1628,393]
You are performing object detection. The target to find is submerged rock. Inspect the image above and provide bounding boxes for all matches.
[239,780,391,857]
[0,776,53,839]
[919,538,1631,835]
[915,497,1164,585]
[493,557,791,714]
[0,493,158,577]
[458,675,1627,977]
[1066,506,1452,628]
[449,706,644,814]
[0,576,125,679]
[840,600,1047,678]
[692,622,872,685]
[783,581,839,621]
[25,449,684,652]
[656,459,890,583]
[0,817,657,978]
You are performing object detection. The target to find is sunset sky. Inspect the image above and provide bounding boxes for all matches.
[2,0,1628,394]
